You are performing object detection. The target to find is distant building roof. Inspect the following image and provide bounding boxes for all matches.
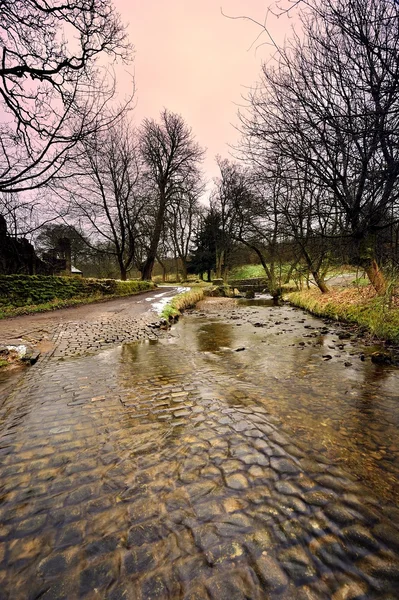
[71,265,83,274]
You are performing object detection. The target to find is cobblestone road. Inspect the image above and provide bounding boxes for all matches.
[0,288,180,357]
[0,298,398,599]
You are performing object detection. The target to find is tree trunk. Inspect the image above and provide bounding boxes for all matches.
[180,259,187,282]
[142,257,154,281]
[119,264,127,281]
[215,249,224,279]
[364,259,386,294]
[141,198,166,280]
[157,257,167,282]
[207,269,211,282]
[300,246,328,293]
[356,236,386,294]
[312,271,329,293]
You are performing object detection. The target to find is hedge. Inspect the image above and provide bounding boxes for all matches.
[0,275,154,308]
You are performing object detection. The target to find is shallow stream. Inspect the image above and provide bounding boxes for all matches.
[0,298,398,599]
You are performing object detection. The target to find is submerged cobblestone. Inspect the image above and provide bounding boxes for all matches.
[0,299,398,598]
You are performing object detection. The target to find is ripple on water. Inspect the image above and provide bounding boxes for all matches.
[0,301,398,598]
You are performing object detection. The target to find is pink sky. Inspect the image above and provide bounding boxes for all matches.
[114,0,291,195]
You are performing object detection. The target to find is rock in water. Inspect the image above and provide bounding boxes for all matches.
[371,351,392,365]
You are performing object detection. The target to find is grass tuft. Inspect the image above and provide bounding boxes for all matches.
[161,288,204,320]
[288,285,399,343]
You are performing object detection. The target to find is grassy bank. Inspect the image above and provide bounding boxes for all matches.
[161,287,204,320]
[288,286,399,344]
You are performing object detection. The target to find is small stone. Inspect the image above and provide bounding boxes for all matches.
[225,474,248,490]
[342,525,380,552]
[332,581,368,600]
[373,523,399,552]
[128,522,164,547]
[248,465,264,478]
[249,529,272,551]
[275,480,300,496]
[186,481,217,500]
[176,553,209,583]
[357,553,399,585]
[371,351,392,365]
[309,534,346,568]
[270,457,299,475]
[141,574,169,599]
[124,546,155,575]
[206,541,245,565]
[206,573,249,600]
[65,486,93,505]
[278,546,316,583]
[86,535,119,557]
[325,504,357,526]
[195,501,222,520]
[255,554,289,591]
[80,560,116,595]
[232,422,250,433]
[303,490,336,507]
[15,514,47,537]
[223,498,246,513]
[55,524,83,549]
[37,554,68,578]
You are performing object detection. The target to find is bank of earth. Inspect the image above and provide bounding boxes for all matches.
[288,286,399,355]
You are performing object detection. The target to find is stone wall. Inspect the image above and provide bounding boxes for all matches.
[228,278,269,293]
[0,275,154,307]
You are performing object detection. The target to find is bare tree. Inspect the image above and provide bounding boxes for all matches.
[212,157,295,297]
[139,109,204,281]
[167,186,202,281]
[69,116,145,280]
[0,0,131,193]
[241,0,399,293]
[276,159,340,293]
[210,157,246,280]
[0,189,68,239]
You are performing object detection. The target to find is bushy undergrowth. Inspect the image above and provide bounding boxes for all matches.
[161,288,204,320]
[288,286,399,343]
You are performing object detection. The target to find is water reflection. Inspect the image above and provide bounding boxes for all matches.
[237,296,275,307]
[196,322,234,353]
[116,306,399,501]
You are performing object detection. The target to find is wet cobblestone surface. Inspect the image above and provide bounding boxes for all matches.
[0,298,398,599]
[51,314,166,358]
